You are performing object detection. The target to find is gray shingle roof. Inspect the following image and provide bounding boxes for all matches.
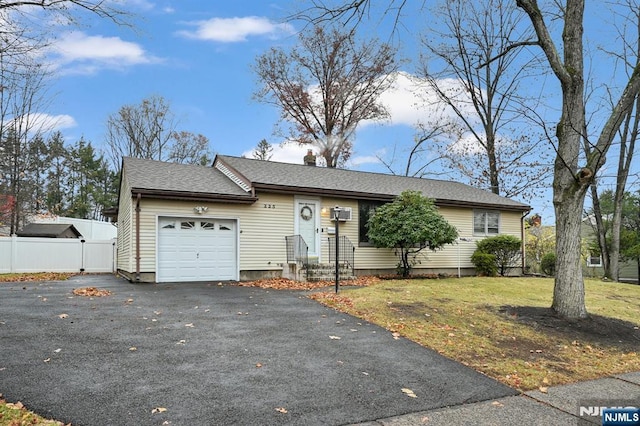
[217,155,530,211]
[120,155,530,211]
[122,157,252,199]
[16,223,82,238]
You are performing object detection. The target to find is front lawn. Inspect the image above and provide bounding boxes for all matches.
[310,276,640,391]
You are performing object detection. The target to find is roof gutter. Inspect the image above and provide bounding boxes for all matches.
[131,188,257,204]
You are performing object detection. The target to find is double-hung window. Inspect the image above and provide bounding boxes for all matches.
[358,200,385,246]
[473,210,500,235]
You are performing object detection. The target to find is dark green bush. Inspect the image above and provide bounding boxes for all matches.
[471,252,498,276]
[474,235,522,276]
[540,252,556,276]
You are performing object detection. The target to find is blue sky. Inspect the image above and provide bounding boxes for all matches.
[44,2,451,175]
[37,1,638,224]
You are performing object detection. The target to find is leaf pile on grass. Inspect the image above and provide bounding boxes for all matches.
[0,394,69,425]
[0,273,73,283]
[310,276,640,391]
[72,287,112,297]
[236,276,379,290]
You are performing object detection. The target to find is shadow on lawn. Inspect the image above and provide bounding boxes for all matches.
[499,305,640,348]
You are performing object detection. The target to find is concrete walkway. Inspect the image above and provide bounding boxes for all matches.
[357,372,640,425]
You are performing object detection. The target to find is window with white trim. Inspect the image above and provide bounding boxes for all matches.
[473,210,500,235]
[586,252,602,267]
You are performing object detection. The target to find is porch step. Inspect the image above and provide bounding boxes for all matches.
[305,263,355,282]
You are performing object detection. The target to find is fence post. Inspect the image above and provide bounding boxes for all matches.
[80,239,86,272]
[11,234,17,273]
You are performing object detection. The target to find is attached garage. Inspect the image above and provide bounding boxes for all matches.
[157,217,238,282]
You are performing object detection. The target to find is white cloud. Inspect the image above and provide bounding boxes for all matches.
[11,113,77,136]
[242,142,310,164]
[48,32,161,74]
[176,16,295,42]
[361,72,481,129]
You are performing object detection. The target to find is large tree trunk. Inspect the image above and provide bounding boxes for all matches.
[552,186,588,318]
[549,0,590,319]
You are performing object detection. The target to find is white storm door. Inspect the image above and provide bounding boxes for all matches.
[295,199,320,259]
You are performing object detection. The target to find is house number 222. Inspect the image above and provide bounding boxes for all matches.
[263,204,276,209]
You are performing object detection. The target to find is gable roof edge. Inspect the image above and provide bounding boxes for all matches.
[214,157,252,192]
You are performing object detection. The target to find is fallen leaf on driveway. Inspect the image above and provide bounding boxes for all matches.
[185,323,194,328]
[58,313,68,319]
[43,358,50,363]
[73,287,112,297]
[256,363,263,368]
[129,347,137,351]
[329,335,341,340]
[401,388,417,398]
[275,407,288,414]
[54,348,61,353]
[152,407,167,414]
[392,332,400,340]
[176,340,186,345]
[491,401,504,407]
[539,386,548,393]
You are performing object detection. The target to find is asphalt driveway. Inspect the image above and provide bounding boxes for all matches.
[0,275,517,425]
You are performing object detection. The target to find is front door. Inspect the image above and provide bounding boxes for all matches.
[295,199,320,260]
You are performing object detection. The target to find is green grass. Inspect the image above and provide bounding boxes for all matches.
[0,396,66,425]
[311,276,640,390]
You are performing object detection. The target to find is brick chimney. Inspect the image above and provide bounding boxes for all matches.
[303,149,316,166]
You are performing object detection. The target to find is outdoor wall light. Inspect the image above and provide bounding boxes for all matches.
[193,206,208,214]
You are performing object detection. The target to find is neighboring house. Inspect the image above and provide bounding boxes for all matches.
[33,216,117,240]
[112,154,531,283]
[16,223,83,239]
[581,216,639,283]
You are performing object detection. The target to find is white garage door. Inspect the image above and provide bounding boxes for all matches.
[157,217,237,282]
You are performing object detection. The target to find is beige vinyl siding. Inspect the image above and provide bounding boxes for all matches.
[619,262,639,282]
[117,174,133,272]
[135,192,294,273]
[121,186,524,278]
[343,205,523,271]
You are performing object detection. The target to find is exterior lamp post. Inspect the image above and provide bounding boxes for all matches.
[332,206,343,294]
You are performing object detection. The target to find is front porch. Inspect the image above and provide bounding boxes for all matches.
[283,235,356,282]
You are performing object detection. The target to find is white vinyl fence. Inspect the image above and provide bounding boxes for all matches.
[0,236,116,274]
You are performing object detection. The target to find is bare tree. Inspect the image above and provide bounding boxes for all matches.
[254,26,398,167]
[167,131,213,165]
[105,95,177,167]
[419,0,550,199]
[517,0,640,318]
[588,0,640,281]
[377,119,454,177]
[298,0,640,319]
